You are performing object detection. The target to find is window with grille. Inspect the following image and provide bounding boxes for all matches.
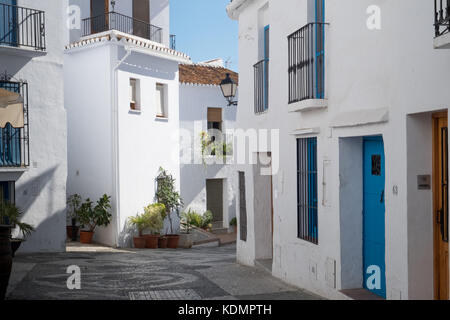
[297,137,318,244]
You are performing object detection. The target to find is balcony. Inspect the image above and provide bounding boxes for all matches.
[254,58,269,114]
[434,0,450,48]
[0,2,46,52]
[0,80,29,169]
[82,11,162,44]
[288,22,327,112]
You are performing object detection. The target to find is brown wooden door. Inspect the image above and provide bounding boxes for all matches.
[90,0,109,34]
[433,112,449,300]
[133,0,150,39]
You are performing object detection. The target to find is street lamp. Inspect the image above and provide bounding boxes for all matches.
[220,73,238,106]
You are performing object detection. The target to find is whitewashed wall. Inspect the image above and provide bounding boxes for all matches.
[65,40,181,247]
[230,0,450,300]
[117,51,180,246]
[179,83,238,228]
[0,0,69,252]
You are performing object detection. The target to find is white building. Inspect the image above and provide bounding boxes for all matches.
[0,0,68,252]
[228,0,450,300]
[65,0,190,247]
[179,62,238,231]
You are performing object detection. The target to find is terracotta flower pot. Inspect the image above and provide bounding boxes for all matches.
[80,231,94,244]
[166,235,180,249]
[0,225,12,301]
[66,226,79,241]
[158,236,168,249]
[133,237,146,249]
[145,235,159,249]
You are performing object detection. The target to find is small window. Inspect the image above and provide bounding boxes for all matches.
[155,83,167,118]
[129,78,141,111]
[297,137,318,244]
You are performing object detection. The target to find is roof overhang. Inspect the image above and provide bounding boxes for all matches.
[226,0,252,20]
[65,30,191,64]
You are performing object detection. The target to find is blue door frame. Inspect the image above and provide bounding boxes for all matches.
[363,136,386,298]
[0,0,18,46]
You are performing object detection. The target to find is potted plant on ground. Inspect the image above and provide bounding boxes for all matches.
[0,201,13,300]
[128,213,148,249]
[0,201,34,257]
[78,195,112,244]
[229,217,237,234]
[67,194,82,241]
[155,168,183,249]
[143,203,165,249]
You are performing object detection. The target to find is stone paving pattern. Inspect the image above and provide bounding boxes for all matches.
[6,244,322,300]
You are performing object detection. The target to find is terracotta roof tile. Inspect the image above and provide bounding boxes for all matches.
[179,64,238,86]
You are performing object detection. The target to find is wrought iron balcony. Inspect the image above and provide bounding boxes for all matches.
[0,2,46,51]
[82,11,162,44]
[0,80,29,168]
[170,34,176,50]
[253,59,269,113]
[435,0,450,37]
[288,22,326,104]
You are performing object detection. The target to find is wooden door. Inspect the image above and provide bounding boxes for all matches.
[433,113,449,300]
[90,0,109,34]
[363,136,386,298]
[133,0,150,39]
[206,179,223,223]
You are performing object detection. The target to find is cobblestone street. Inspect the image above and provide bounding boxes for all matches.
[6,244,322,300]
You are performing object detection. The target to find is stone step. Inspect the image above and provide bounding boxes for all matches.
[210,228,229,235]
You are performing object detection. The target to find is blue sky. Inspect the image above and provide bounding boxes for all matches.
[170,0,238,71]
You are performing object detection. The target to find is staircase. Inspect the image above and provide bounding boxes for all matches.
[210,221,228,235]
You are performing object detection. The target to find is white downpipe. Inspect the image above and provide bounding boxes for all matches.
[111,40,132,247]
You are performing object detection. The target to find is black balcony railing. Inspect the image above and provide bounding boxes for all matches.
[288,22,326,104]
[0,80,29,168]
[170,34,176,50]
[254,59,269,114]
[82,11,162,44]
[0,2,45,51]
[435,0,450,37]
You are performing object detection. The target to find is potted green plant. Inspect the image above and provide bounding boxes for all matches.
[67,194,81,241]
[201,210,213,231]
[0,201,34,257]
[155,168,183,249]
[0,201,14,300]
[78,195,112,244]
[128,213,148,249]
[143,203,165,249]
[229,217,237,234]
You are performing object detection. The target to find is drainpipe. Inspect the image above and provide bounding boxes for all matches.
[111,38,132,247]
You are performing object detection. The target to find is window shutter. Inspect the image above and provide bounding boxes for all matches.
[207,108,222,123]
[239,171,247,242]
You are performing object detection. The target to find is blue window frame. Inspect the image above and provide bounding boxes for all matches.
[263,25,269,110]
[297,137,318,244]
[315,0,325,99]
[0,0,18,47]
[0,81,22,167]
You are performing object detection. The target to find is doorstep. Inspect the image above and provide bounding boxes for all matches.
[340,288,385,300]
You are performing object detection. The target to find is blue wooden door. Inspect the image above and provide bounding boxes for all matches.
[0,0,17,46]
[363,136,386,298]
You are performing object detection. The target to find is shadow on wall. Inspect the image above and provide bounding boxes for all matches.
[151,0,169,21]
[19,209,66,253]
[14,166,66,253]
